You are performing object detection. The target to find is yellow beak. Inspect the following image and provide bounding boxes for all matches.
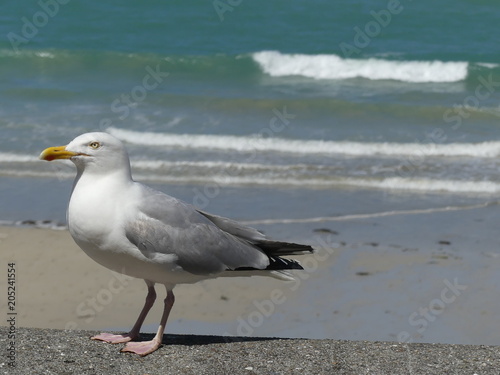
[39,145,79,161]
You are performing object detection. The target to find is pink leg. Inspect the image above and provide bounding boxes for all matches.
[121,288,175,356]
[92,281,156,344]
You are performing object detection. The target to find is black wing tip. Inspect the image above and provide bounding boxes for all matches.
[232,256,304,272]
[255,241,315,257]
[269,256,304,270]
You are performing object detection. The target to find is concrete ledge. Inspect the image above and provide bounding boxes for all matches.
[1,327,500,374]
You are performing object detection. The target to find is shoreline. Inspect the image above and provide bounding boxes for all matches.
[2,327,500,374]
[3,198,500,346]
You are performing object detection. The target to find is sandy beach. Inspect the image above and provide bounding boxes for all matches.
[2,197,500,346]
[0,225,305,332]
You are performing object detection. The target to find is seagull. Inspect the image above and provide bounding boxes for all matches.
[39,132,313,356]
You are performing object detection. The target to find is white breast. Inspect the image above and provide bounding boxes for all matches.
[67,174,206,287]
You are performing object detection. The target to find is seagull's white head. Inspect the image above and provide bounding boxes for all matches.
[40,132,131,177]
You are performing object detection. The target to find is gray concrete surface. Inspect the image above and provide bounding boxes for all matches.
[1,327,499,374]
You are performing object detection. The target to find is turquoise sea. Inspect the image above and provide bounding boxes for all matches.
[2,0,500,210]
[2,0,500,345]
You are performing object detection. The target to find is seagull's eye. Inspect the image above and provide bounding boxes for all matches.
[89,142,101,149]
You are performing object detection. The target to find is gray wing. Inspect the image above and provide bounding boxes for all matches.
[197,210,314,256]
[124,184,269,275]
[196,210,266,242]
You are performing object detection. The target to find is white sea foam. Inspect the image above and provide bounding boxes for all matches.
[131,159,305,172]
[242,202,495,225]
[252,51,468,83]
[476,62,500,69]
[0,152,39,163]
[4,164,497,194]
[4,153,497,194]
[133,160,260,170]
[108,127,500,158]
[5,129,496,195]
[34,51,55,59]
[130,173,499,195]
[0,169,74,179]
[341,177,500,194]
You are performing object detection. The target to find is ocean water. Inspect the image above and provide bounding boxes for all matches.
[0,0,500,209]
[2,0,500,345]
[1,0,500,207]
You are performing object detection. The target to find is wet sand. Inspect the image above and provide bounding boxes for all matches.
[2,199,500,346]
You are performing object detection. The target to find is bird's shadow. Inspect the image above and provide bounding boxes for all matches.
[141,333,284,346]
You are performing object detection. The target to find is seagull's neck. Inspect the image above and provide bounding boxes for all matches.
[68,166,136,242]
[72,164,134,197]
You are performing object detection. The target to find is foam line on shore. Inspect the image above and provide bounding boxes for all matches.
[240,201,497,225]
